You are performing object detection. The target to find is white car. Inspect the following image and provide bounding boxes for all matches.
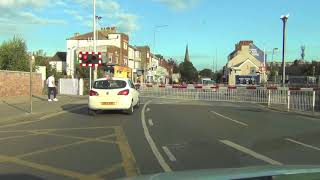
[88,77,140,115]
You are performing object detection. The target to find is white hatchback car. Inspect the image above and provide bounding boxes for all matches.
[88,77,140,115]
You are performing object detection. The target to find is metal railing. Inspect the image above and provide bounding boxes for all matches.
[139,85,320,112]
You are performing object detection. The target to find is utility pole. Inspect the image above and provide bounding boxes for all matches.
[92,0,97,86]
[215,48,218,72]
[29,55,34,114]
[281,14,289,87]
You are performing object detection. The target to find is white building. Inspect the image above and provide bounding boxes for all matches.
[128,45,143,83]
[49,52,66,73]
[66,27,129,76]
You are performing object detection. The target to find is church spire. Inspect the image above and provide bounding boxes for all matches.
[184,44,190,62]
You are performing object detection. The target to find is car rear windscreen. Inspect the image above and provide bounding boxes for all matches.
[93,80,126,89]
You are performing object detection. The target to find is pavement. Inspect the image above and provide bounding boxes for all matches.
[0,95,88,124]
[0,97,319,179]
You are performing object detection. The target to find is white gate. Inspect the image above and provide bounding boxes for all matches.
[59,78,79,95]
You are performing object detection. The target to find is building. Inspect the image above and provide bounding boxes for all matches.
[66,27,129,76]
[224,41,266,85]
[128,45,143,83]
[136,46,151,82]
[49,52,66,73]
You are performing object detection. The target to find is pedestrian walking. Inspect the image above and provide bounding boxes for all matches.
[46,74,58,102]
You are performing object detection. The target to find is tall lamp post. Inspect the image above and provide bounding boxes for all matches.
[153,25,168,54]
[280,14,289,87]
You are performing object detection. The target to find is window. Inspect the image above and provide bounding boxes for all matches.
[124,42,128,50]
[93,80,126,89]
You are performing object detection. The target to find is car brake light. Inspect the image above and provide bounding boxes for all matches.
[118,89,129,95]
[89,90,99,96]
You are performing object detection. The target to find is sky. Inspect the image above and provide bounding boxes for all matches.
[1,0,320,70]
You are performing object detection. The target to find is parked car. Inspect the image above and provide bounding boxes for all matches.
[88,77,140,115]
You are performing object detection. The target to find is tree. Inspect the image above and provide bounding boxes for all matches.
[0,36,29,71]
[179,61,198,83]
[168,58,180,73]
[199,68,213,78]
[155,54,163,60]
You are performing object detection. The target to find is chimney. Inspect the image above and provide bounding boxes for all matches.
[74,32,80,37]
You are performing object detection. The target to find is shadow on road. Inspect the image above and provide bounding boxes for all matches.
[61,104,127,116]
[0,173,44,180]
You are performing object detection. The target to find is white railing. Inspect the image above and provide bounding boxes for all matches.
[138,85,320,112]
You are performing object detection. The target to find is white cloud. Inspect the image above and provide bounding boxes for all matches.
[55,1,67,6]
[69,0,139,33]
[17,12,66,24]
[0,0,48,8]
[64,9,84,21]
[155,0,200,10]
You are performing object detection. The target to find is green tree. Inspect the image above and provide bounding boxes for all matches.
[179,61,198,83]
[168,58,180,73]
[0,36,29,71]
[199,68,213,78]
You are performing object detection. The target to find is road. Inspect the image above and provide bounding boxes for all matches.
[0,97,320,179]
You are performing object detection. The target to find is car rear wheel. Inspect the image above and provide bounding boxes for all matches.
[125,101,134,115]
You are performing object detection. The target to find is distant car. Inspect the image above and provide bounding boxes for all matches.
[88,77,140,115]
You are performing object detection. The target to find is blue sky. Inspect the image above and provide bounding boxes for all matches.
[1,0,320,70]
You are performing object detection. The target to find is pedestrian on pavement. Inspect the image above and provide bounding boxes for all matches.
[46,74,58,102]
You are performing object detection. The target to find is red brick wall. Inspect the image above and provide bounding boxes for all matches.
[0,70,42,97]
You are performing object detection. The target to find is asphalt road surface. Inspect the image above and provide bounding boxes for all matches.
[0,97,320,179]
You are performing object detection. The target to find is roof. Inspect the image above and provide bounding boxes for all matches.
[68,32,109,40]
[50,52,66,62]
[68,31,128,40]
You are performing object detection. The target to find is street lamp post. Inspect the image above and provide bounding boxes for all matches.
[153,25,168,54]
[271,48,278,83]
[280,14,289,87]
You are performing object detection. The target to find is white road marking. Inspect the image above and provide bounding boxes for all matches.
[146,107,150,112]
[220,140,283,165]
[210,111,248,127]
[162,146,177,162]
[285,138,320,151]
[141,102,172,172]
[148,119,154,126]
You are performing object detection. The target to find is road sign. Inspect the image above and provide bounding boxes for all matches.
[78,51,102,67]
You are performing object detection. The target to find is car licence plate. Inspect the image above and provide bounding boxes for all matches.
[101,102,115,105]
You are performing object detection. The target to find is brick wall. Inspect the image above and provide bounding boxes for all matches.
[0,70,42,97]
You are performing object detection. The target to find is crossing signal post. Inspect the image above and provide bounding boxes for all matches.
[78,51,102,89]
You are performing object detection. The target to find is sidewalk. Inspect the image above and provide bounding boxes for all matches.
[0,95,88,123]
[264,104,320,119]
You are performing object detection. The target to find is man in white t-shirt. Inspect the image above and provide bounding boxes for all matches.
[46,75,58,102]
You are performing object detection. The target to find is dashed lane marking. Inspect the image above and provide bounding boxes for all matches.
[162,146,177,162]
[285,138,320,151]
[114,126,139,177]
[0,155,101,180]
[148,119,154,127]
[220,140,282,165]
[141,101,172,172]
[210,111,248,127]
